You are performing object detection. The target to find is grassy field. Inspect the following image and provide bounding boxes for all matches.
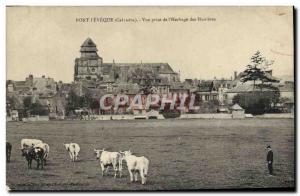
[6,119,295,191]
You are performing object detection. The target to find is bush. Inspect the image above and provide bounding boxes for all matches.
[23,97,48,116]
[232,91,279,115]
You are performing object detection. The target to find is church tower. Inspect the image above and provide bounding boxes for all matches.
[74,38,103,82]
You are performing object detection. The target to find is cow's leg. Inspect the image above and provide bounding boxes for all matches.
[119,167,122,178]
[100,163,105,176]
[69,152,73,161]
[71,153,74,162]
[113,163,119,178]
[44,154,47,165]
[134,171,138,182]
[119,161,123,178]
[37,160,40,169]
[105,166,109,175]
[74,152,77,161]
[140,170,146,184]
[129,169,134,182]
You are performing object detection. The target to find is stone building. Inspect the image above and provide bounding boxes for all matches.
[74,38,180,89]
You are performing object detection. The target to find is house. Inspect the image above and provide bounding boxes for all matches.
[195,81,218,102]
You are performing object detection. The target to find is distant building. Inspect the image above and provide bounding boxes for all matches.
[226,84,277,104]
[74,38,180,90]
[278,81,294,101]
[7,75,57,98]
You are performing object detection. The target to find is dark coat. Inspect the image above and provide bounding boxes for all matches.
[267,150,273,163]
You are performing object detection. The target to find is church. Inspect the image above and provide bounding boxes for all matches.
[74,38,180,86]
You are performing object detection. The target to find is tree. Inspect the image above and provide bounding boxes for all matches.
[232,90,280,115]
[240,51,279,92]
[22,97,48,116]
[66,89,98,115]
[66,90,81,115]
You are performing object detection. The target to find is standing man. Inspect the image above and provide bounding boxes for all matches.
[266,145,273,175]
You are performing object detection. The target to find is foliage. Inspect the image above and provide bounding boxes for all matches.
[240,51,279,89]
[22,97,48,116]
[6,96,19,115]
[65,90,99,115]
[232,90,280,115]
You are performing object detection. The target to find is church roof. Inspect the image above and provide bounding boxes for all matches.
[80,38,98,52]
[197,81,214,92]
[81,38,97,47]
[102,63,176,74]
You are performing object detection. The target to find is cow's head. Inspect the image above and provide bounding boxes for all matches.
[21,148,28,156]
[120,150,132,158]
[34,147,43,160]
[63,143,69,151]
[21,147,35,157]
[94,148,104,159]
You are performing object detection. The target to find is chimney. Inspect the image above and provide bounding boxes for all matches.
[234,71,237,80]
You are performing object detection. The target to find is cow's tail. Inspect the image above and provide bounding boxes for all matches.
[44,144,49,159]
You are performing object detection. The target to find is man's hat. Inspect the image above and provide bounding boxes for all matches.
[267,145,271,149]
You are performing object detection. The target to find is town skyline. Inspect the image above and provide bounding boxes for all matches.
[7,6,293,83]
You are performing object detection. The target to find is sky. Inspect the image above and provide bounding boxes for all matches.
[6,6,294,82]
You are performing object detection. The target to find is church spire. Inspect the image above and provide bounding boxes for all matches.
[80,38,99,58]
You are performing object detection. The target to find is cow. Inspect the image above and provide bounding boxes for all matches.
[21,146,45,169]
[94,149,123,178]
[63,143,80,162]
[33,142,50,165]
[120,150,149,185]
[21,138,43,149]
[6,142,12,163]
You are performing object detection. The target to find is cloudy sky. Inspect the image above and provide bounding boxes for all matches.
[7,6,293,82]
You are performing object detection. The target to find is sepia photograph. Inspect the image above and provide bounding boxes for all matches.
[5,6,295,191]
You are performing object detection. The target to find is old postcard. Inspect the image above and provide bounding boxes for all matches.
[6,6,294,191]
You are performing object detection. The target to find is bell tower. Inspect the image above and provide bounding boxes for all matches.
[74,38,103,81]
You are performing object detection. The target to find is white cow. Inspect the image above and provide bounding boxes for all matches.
[34,142,50,164]
[63,143,80,162]
[120,150,149,185]
[94,149,123,178]
[21,139,43,149]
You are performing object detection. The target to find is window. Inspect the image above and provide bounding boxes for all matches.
[205,95,209,101]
